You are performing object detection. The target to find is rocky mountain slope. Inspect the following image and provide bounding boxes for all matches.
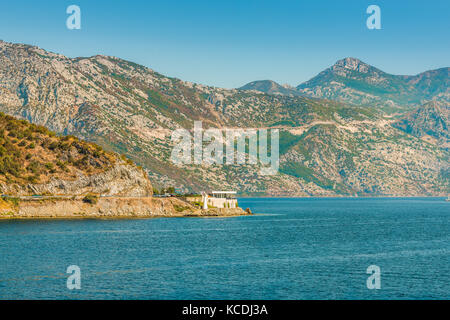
[394,101,449,149]
[0,112,152,196]
[241,58,449,112]
[0,40,448,196]
[239,80,301,97]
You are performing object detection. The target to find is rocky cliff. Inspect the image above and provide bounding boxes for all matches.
[0,112,153,196]
[0,162,153,197]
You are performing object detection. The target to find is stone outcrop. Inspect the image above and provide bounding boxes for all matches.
[0,162,153,197]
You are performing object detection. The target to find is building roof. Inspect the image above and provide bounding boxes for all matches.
[211,191,237,194]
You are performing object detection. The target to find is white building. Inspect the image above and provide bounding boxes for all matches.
[202,191,238,209]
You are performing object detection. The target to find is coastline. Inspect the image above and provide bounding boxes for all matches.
[1,195,445,221]
[0,212,249,220]
[0,197,251,220]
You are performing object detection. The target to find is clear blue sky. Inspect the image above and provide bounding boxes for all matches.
[0,0,448,88]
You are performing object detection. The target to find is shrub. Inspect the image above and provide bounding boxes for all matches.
[27,161,40,174]
[56,160,67,170]
[27,175,39,184]
[82,194,99,205]
[173,204,188,212]
[48,141,59,150]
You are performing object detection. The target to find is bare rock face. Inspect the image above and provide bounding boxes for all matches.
[0,161,153,197]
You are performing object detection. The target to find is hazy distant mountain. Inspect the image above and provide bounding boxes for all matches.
[240,57,449,111]
[239,80,301,96]
[0,41,448,196]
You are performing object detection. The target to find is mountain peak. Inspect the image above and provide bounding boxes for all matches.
[239,80,276,91]
[336,57,364,65]
[332,57,373,73]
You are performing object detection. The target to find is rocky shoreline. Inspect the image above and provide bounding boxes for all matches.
[0,197,251,220]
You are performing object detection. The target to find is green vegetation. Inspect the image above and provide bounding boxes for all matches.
[153,186,176,195]
[0,112,116,186]
[173,204,189,212]
[280,162,336,190]
[82,194,99,205]
[2,197,20,207]
[279,130,303,155]
[280,162,316,181]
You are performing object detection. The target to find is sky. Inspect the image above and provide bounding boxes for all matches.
[0,0,449,88]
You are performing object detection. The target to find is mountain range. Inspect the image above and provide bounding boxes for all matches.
[241,57,449,112]
[0,40,448,196]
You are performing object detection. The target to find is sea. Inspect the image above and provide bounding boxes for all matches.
[0,197,449,299]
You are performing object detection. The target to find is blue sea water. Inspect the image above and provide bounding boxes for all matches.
[0,197,449,300]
